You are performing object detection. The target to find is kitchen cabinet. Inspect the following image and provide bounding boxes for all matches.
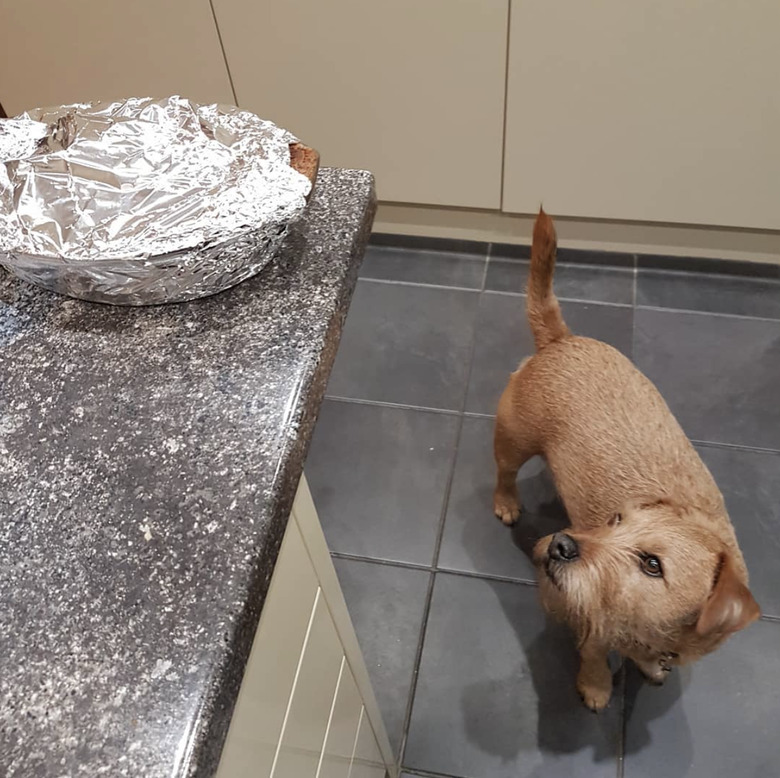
[213,0,508,208]
[216,477,395,778]
[502,0,780,229]
[349,711,386,778]
[0,0,234,115]
[2,0,777,251]
[319,664,364,778]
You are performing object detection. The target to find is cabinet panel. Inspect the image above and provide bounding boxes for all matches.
[503,0,780,229]
[291,476,395,771]
[0,0,234,115]
[273,592,344,777]
[213,0,508,208]
[216,522,318,778]
[319,662,363,778]
[348,709,386,778]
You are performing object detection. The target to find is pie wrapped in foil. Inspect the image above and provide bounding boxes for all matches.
[0,96,314,305]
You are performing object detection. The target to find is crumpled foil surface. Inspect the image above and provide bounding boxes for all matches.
[0,96,312,305]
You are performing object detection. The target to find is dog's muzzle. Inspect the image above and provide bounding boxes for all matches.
[548,532,579,562]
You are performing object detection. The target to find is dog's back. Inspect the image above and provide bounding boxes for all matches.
[515,210,729,530]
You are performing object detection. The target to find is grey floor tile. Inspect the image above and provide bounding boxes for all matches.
[486,259,634,304]
[327,280,480,410]
[465,292,634,416]
[405,574,621,778]
[696,444,780,618]
[333,558,430,758]
[307,401,459,565]
[438,416,567,582]
[624,619,780,778]
[637,268,780,320]
[360,245,486,289]
[634,308,780,450]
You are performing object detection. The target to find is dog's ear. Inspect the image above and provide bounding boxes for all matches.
[696,554,760,637]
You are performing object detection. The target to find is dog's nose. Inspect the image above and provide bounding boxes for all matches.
[548,532,579,561]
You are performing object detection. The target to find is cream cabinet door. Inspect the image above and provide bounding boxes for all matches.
[348,709,385,778]
[272,591,345,777]
[215,522,319,778]
[213,0,508,208]
[0,0,234,115]
[318,662,363,778]
[215,475,396,778]
[502,0,780,229]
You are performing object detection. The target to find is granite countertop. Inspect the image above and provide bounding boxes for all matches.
[0,169,376,777]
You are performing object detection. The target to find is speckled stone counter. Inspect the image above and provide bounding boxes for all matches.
[0,169,376,778]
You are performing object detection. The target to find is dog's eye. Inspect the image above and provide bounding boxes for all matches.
[609,513,622,528]
[640,555,663,578]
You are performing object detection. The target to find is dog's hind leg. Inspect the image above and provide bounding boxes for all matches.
[493,380,539,526]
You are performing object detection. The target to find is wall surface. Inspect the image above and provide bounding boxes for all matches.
[0,0,234,114]
[502,0,780,230]
[2,0,779,261]
[212,0,508,208]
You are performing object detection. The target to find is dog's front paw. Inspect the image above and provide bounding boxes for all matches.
[493,494,520,526]
[577,660,613,712]
[577,680,612,712]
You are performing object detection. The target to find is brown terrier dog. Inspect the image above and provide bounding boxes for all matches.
[493,209,760,711]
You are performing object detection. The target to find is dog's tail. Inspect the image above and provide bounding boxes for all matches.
[527,208,570,350]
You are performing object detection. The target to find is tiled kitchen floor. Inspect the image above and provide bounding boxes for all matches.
[306,239,780,778]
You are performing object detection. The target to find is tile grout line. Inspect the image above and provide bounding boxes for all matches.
[482,243,492,293]
[395,554,438,767]
[373,235,780,281]
[325,395,780,456]
[485,286,780,324]
[396,415,466,768]
[396,401,470,765]
[632,302,780,324]
[639,264,780,284]
[359,276,482,294]
[439,567,538,587]
[330,552,432,573]
[324,394,461,417]
[691,438,780,456]
[481,289,634,309]
[401,767,471,778]
[398,267,487,770]
[402,769,475,778]
[493,257,636,272]
[356,272,780,324]
[463,410,496,420]
[331,550,539,588]
[617,664,627,778]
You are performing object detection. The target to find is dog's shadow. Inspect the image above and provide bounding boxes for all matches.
[457,459,692,772]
